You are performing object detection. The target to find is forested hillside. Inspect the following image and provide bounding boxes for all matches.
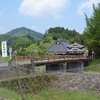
[41,27,86,45]
[0,27,43,54]
[6,27,43,39]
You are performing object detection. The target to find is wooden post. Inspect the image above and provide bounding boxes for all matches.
[31,53,34,69]
[41,56,43,62]
[48,56,49,61]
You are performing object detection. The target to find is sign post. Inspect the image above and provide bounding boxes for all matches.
[1,41,7,57]
[92,51,94,59]
[9,47,12,60]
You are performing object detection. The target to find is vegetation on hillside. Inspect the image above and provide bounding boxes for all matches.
[0,27,44,55]
[7,27,43,39]
[42,27,86,45]
[84,59,100,72]
[0,26,86,56]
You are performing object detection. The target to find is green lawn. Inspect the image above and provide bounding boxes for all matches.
[89,59,100,65]
[84,59,100,72]
[0,88,100,100]
[84,65,100,72]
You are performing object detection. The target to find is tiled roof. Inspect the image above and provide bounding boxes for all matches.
[57,39,69,51]
[67,42,84,48]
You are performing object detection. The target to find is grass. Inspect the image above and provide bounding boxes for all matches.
[35,65,46,71]
[0,87,22,100]
[0,56,10,62]
[0,88,100,100]
[84,59,100,72]
[84,65,100,72]
[89,59,100,65]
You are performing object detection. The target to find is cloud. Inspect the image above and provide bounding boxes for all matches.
[77,0,100,15]
[19,0,69,18]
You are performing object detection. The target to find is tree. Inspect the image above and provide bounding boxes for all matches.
[25,44,41,56]
[15,36,33,50]
[84,4,100,58]
[73,34,81,44]
[43,34,53,43]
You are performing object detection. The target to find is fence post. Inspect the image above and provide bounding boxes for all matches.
[31,52,34,69]
[15,64,26,100]
[48,56,49,61]
[41,56,43,62]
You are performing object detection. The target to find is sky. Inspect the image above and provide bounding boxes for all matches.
[0,0,100,34]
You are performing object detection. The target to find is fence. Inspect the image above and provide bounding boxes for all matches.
[0,57,100,100]
[14,55,92,62]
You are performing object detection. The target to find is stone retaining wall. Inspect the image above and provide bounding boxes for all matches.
[52,72,100,94]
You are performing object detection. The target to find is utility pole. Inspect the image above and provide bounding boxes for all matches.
[24,31,27,48]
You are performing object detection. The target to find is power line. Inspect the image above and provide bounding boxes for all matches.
[0,17,14,33]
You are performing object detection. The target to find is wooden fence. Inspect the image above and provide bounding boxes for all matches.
[14,55,92,62]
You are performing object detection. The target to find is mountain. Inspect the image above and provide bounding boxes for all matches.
[0,27,43,50]
[6,27,43,39]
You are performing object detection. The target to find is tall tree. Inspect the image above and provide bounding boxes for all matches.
[84,4,100,58]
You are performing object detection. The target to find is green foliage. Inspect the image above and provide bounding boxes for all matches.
[15,36,33,50]
[25,44,40,55]
[0,27,43,53]
[43,34,53,43]
[0,34,11,43]
[42,27,86,45]
[38,45,46,55]
[84,59,100,72]
[17,48,26,56]
[7,27,43,39]
[25,44,46,55]
[84,4,100,58]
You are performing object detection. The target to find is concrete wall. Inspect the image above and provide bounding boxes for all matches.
[67,61,84,73]
[46,61,84,73]
[46,63,65,73]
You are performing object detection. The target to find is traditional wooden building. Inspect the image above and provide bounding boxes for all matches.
[47,38,69,54]
[67,42,84,54]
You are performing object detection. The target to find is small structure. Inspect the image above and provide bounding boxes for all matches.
[47,38,69,54]
[67,42,84,55]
